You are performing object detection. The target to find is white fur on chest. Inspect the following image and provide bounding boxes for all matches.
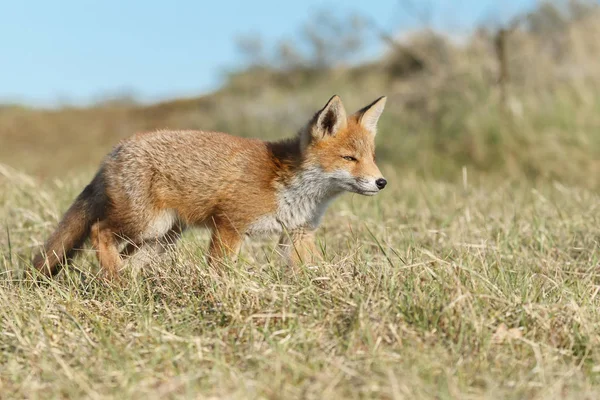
[247,168,341,235]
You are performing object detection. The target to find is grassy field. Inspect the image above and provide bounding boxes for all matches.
[2,165,600,399]
[2,3,600,398]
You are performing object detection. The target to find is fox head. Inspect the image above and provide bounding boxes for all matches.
[301,95,387,196]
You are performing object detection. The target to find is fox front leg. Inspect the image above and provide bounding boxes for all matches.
[207,223,243,267]
[278,227,323,269]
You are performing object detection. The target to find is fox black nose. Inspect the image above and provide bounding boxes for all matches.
[376,178,387,190]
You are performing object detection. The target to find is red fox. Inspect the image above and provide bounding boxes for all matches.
[33,95,388,279]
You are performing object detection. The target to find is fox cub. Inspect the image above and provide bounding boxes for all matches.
[33,95,388,279]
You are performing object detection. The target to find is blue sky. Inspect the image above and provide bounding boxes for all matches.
[1,0,537,107]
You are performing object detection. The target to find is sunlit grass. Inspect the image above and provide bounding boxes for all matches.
[2,166,599,399]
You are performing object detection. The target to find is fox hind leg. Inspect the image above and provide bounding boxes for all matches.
[120,225,184,267]
[120,240,141,258]
[156,224,184,254]
[90,222,122,280]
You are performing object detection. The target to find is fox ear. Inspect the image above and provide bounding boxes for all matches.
[353,96,387,136]
[311,95,348,140]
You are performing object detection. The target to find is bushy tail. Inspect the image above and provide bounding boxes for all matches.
[33,174,105,276]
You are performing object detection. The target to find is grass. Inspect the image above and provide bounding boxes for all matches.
[2,165,600,399]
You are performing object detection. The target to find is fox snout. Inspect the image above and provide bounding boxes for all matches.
[353,175,387,196]
[358,162,387,195]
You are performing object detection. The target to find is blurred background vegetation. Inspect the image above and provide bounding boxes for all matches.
[1,0,599,188]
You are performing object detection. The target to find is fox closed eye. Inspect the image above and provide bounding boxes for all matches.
[342,156,357,162]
